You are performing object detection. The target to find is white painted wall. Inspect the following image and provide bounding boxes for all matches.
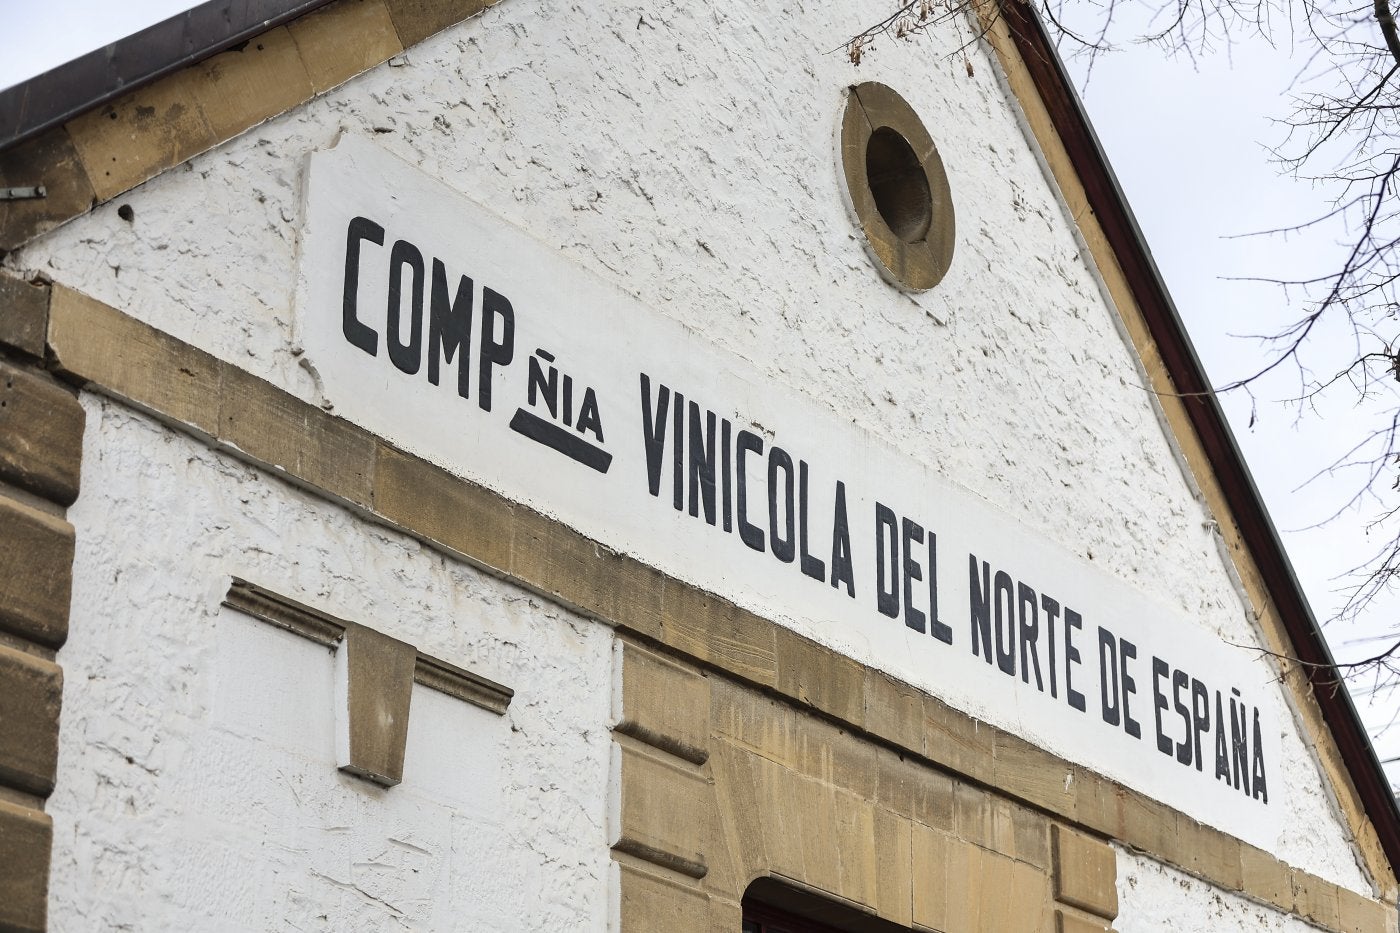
[53,395,613,931]
[7,0,1373,898]
[1116,848,1320,932]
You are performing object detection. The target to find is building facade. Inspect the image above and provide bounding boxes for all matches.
[0,0,1397,930]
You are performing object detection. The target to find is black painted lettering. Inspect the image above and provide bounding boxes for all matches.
[343,216,383,356]
[1120,638,1140,739]
[994,571,1016,676]
[902,518,925,634]
[1098,627,1120,727]
[387,239,424,375]
[1191,678,1210,772]
[688,402,718,525]
[1213,692,1231,783]
[1041,594,1060,698]
[640,375,670,498]
[1230,692,1249,793]
[428,260,472,397]
[477,287,514,411]
[1173,669,1192,765]
[830,481,855,598]
[1065,608,1086,712]
[736,430,765,552]
[798,461,826,582]
[768,447,795,563]
[530,351,558,416]
[721,419,733,533]
[1251,708,1269,803]
[928,533,952,644]
[970,557,993,665]
[876,504,899,619]
[1017,582,1043,691]
[576,388,603,441]
[672,392,685,512]
[1152,658,1173,755]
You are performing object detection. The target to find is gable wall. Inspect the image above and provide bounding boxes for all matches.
[0,0,1393,929]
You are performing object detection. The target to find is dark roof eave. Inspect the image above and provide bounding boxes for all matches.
[0,0,335,152]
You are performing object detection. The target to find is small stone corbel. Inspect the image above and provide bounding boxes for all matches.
[223,578,512,787]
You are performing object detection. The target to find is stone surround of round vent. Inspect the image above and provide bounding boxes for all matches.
[840,82,955,290]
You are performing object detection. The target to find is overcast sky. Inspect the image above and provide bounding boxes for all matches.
[1059,25,1400,780]
[4,0,1396,782]
[0,0,197,92]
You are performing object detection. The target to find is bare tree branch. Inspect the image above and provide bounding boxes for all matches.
[845,0,1400,723]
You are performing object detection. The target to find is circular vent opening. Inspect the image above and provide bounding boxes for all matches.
[865,127,932,243]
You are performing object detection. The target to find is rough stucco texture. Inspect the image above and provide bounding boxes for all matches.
[6,0,1369,895]
[1116,848,1319,933]
[53,394,613,931]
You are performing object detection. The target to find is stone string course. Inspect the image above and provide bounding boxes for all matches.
[0,278,85,933]
[23,279,1394,932]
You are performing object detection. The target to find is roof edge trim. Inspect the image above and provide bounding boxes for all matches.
[994,0,1400,878]
[0,0,335,151]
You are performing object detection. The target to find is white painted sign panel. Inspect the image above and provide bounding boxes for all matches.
[298,134,1284,846]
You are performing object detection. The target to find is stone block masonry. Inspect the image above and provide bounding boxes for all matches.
[0,274,84,933]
